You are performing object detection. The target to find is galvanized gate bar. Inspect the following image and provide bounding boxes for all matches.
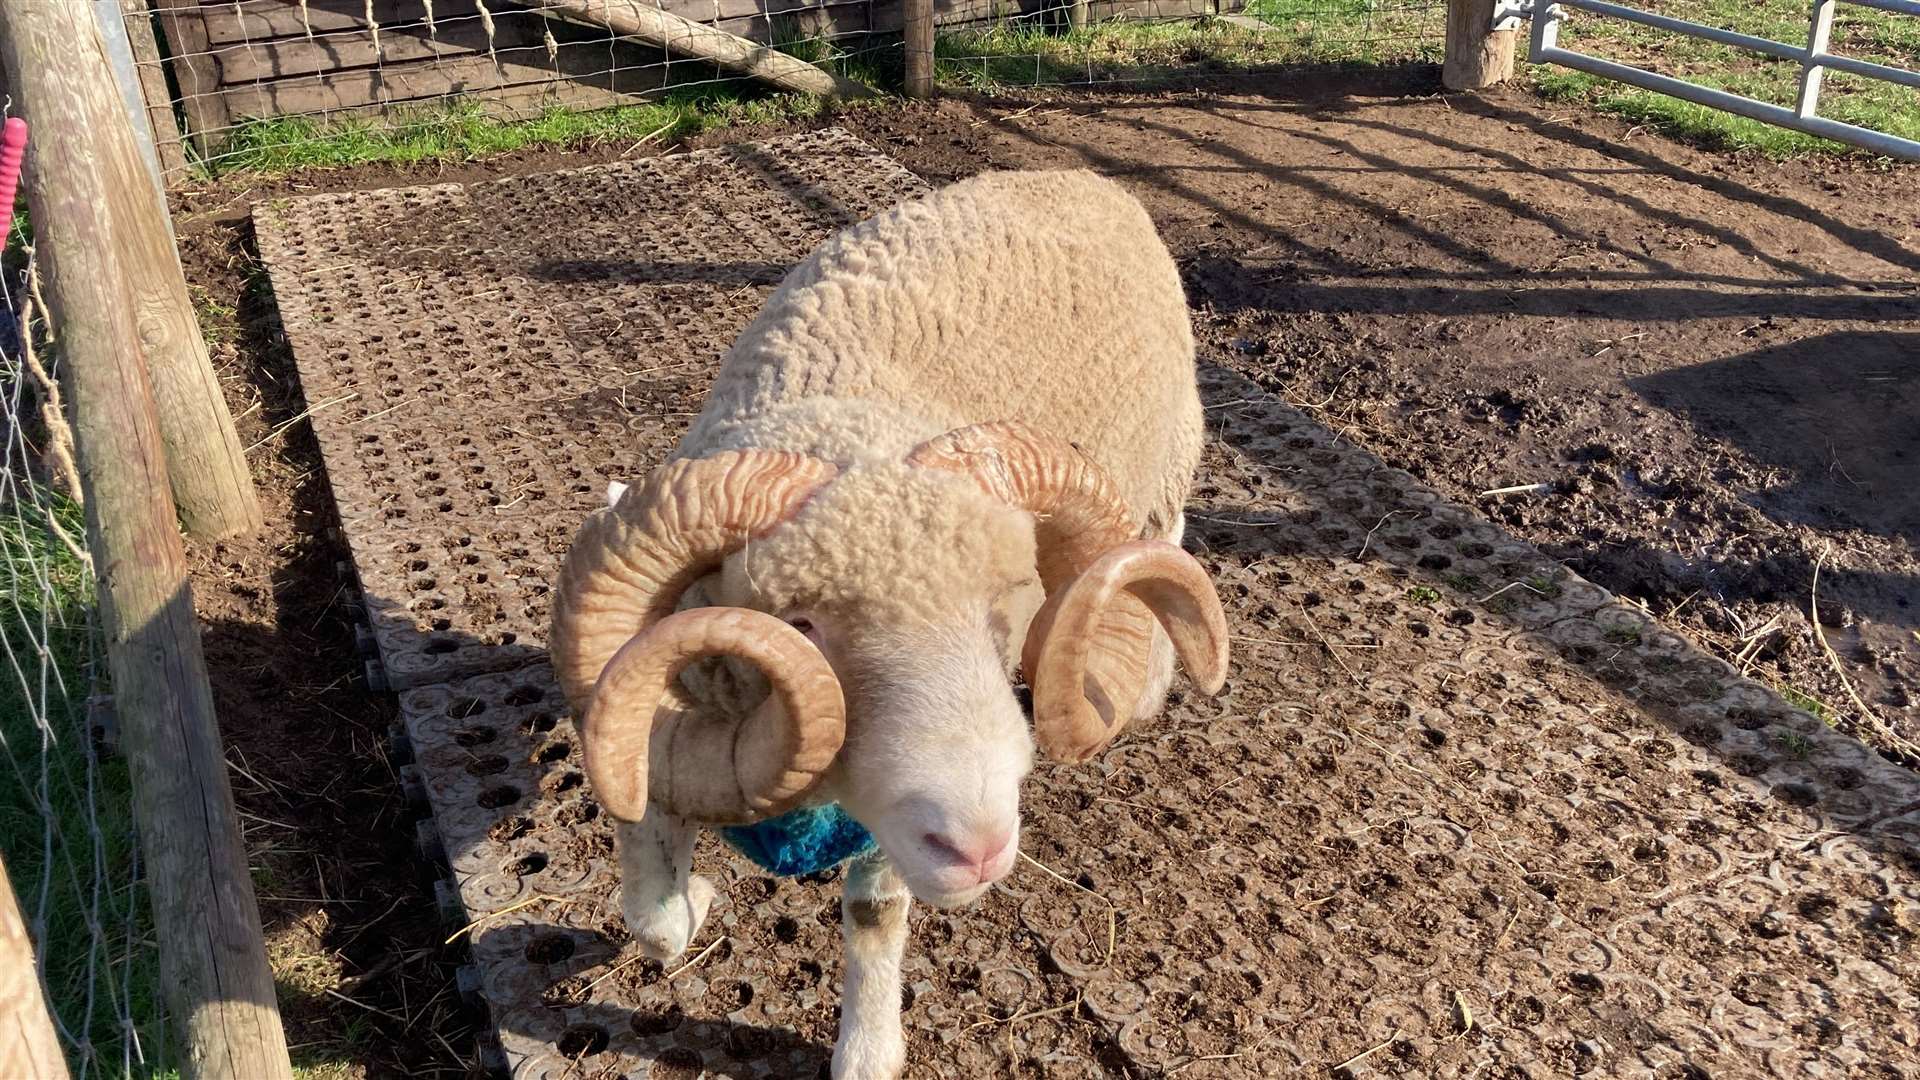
[1808,48,1920,91]
[1558,0,1920,96]
[1554,0,1806,62]
[1527,0,1920,161]
[1801,0,1838,116]
[1845,0,1920,16]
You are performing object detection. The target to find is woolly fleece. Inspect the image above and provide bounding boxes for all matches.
[682,169,1202,534]
[661,170,1200,847]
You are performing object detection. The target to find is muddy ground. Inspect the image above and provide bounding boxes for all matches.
[173,68,1918,1076]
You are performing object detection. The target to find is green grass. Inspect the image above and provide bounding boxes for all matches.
[1244,0,1446,62]
[936,5,1442,88]
[189,284,239,346]
[1405,585,1443,605]
[1779,684,1833,722]
[0,490,169,1078]
[208,85,849,177]
[1524,0,1920,156]
[1773,730,1814,759]
[1603,623,1644,645]
[206,29,914,178]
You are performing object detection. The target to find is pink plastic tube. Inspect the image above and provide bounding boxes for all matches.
[0,117,27,243]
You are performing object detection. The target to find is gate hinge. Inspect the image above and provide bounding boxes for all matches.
[1493,0,1533,31]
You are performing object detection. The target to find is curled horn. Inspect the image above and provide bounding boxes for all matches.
[551,451,845,823]
[908,422,1228,762]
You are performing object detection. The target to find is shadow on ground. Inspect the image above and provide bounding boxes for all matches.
[1631,330,1920,548]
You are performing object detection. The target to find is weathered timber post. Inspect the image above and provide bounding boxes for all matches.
[0,853,69,1080]
[1443,0,1517,90]
[8,0,261,540]
[530,0,876,97]
[93,0,168,193]
[113,0,192,184]
[903,0,935,97]
[0,5,295,1080]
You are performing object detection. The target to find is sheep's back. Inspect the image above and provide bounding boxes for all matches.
[686,170,1201,531]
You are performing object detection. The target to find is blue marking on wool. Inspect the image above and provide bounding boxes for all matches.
[718,802,876,878]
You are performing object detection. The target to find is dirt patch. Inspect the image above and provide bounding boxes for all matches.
[174,69,1918,1075]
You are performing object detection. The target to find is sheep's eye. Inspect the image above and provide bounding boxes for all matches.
[787,616,814,635]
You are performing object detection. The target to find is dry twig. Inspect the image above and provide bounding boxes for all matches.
[1479,481,1553,498]
[245,391,360,452]
[663,935,729,981]
[1018,852,1117,965]
[443,893,567,945]
[1810,545,1920,759]
[1333,1030,1400,1074]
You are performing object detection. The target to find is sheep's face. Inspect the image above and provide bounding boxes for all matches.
[716,463,1045,907]
[828,616,1035,907]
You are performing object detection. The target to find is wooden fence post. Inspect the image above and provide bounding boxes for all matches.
[15,0,262,540]
[0,5,295,1080]
[0,853,70,1080]
[93,0,169,194]
[903,0,934,97]
[115,0,192,185]
[1443,0,1517,90]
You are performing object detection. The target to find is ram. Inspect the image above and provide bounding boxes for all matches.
[550,169,1230,1078]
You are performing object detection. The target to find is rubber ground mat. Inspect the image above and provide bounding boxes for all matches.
[253,129,929,690]
[256,131,1920,1079]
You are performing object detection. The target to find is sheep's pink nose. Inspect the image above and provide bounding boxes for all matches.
[924,829,1015,883]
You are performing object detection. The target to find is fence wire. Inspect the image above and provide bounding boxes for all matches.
[0,102,169,1079]
[119,0,1446,178]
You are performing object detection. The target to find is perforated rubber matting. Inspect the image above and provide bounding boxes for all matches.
[257,130,1920,1079]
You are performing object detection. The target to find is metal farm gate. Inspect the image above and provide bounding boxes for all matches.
[1510,0,1920,160]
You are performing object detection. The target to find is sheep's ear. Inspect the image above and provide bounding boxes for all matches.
[606,480,630,508]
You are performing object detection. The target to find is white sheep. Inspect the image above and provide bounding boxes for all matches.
[550,169,1230,1078]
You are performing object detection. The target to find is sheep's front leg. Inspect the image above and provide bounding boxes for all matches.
[832,852,911,1080]
[615,804,715,961]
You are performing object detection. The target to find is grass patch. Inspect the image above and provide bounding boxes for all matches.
[1779,684,1832,722]
[1524,0,1920,156]
[1773,730,1814,759]
[1602,623,1644,645]
[1406,585,1442,605]
[936,6,1442,88]
[1523,572,1564,598]
[207,85,849,177]
[1244,0,1446,62]
[205,30,912,178]
[190,284,239,346]
[0,489,170,1077]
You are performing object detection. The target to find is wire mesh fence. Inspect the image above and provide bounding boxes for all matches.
[130,0,913,176]
[933,0,1445,90]
[117,0,1448,180]
[0,104,169,1079]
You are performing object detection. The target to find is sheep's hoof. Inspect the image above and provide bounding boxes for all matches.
[625,874,716,962]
